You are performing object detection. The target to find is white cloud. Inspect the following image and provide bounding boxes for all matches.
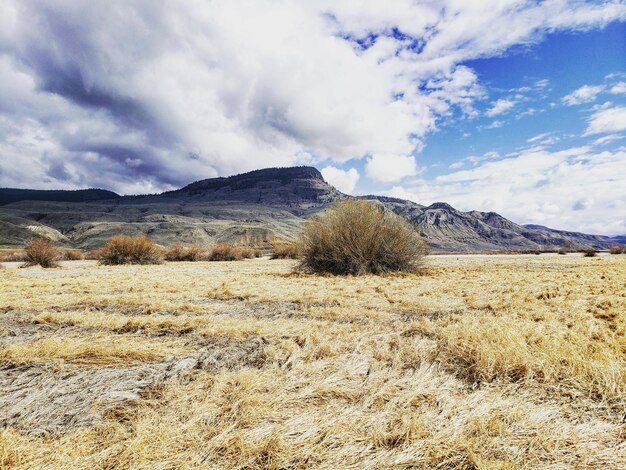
[610,82,626,94]
[365,154,418,183]
[485,99,516,117]
[527,132,551,143]
[387,146,626,234]
[320,166,360,194]
[593,134,624,146]
[0,1,625,192]
[584,106,626,135]
[562,85,605,105]
[448,151,500,170]
[485,120,504,129]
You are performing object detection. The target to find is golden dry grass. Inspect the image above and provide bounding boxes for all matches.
[0,335,187,367]
[1,254,625,468]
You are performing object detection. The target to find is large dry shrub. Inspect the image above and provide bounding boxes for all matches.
[99,235,163,265]
[165,244,204,261]
[22,238,59,268]
[609,245,623,255]
[270,243,300,259]
[299,200,429,275]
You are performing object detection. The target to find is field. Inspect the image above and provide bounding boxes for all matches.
[1,254,625,468]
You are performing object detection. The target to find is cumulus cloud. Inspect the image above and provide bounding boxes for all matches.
[485,99,516,117]
[584,105,626,135]
[320,166,360,194]
[610,82,626,94]
[387,146,626,234]
[0,0,625,192]
[562,85,605,105]
[365,154,418,183]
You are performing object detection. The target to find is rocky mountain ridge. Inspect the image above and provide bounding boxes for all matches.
[0,166,617,251]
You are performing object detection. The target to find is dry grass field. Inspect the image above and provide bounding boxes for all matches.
[0,254,624,468]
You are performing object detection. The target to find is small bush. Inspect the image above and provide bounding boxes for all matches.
[83,249,102,260]
[583,248,597,257]
[557,248,567,255]
[165,244,204,261]
[609,245,623,255]
[0,250,26,262]
[99,235,163,265]
[299,200,429,275]
[64,249,84,261]
[23,238,59,268]
[271,243,300,259]
[208,244,257,261]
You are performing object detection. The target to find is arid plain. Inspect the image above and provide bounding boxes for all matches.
[1,253,625,468]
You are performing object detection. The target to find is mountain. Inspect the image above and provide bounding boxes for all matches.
[0,166,615,251]
[0,188,120,206]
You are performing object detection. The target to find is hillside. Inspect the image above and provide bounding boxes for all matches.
[0,188,120,206]
[0,167,614,251]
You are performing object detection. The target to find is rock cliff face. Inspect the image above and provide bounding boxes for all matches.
[0,166,615,251]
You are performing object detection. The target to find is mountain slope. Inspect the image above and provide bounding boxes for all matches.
[0,188,120,206]
[0,166,614,251]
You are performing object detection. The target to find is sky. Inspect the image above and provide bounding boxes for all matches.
[0,1,625,235]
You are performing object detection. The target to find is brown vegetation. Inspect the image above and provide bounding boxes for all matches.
[299,200,429,275]
[208,244,257,261]
[63,249,84,261]
[22,238,59,268]
[0,250,26,262]
[99,235,163,265]
[583,248,597,257]
[164,244,204,262]
[270,242,300,259]
[609,245,623,255]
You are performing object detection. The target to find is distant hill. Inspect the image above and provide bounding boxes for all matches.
[0,188,120,206]
[0,167,616,251]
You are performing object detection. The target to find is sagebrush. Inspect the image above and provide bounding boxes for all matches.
[208,244,256,261]
[270,243,300,259]
[299,200,429,275]
[64,249,84,261]
[22,238,59,268]
[609,245,623,255]
[165,244,204,261]
[99,235,163,265]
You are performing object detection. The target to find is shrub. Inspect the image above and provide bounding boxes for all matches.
[22,237,59,268]
[298,200,429,275]
[271,243,300,259]
[64,249,84,260]
[165,244,204,261]
[609,245,623,255]
[583,248,597,257]
[207,244,257,261]
[83,249,102,260]
[557,248,567,255]
[99,235,163,265]
[0,250,26,262]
